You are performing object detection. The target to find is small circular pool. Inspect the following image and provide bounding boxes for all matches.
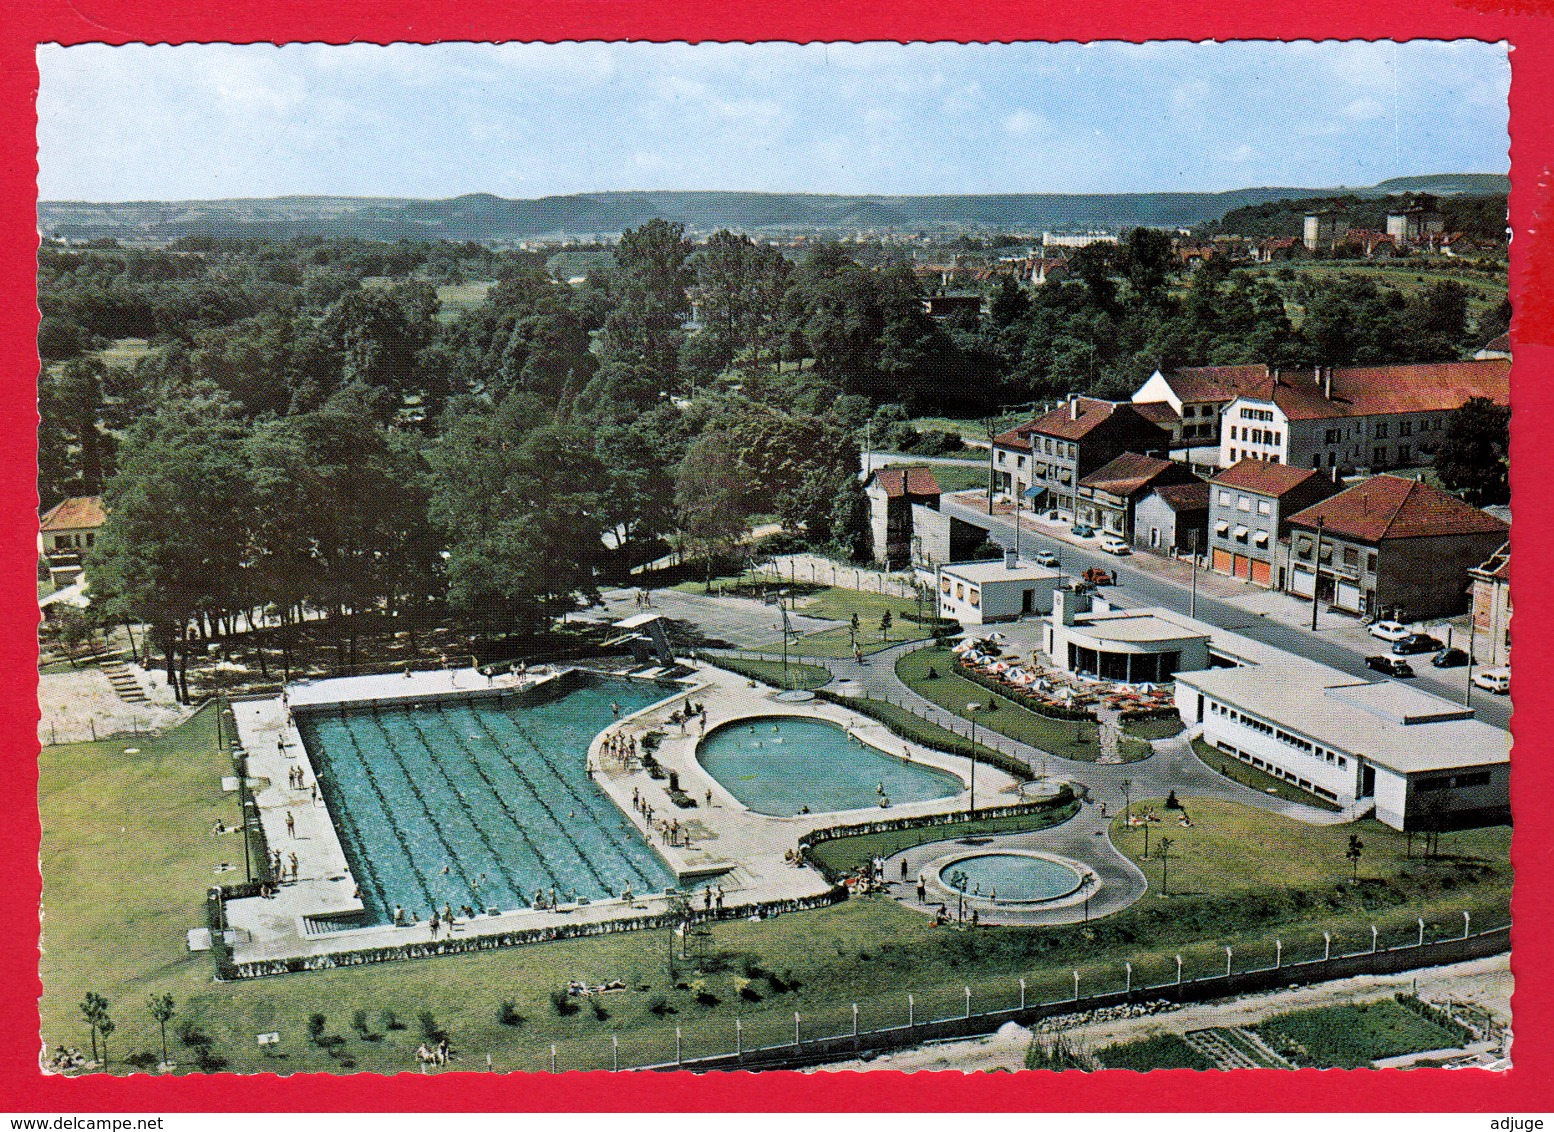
[938,852,1083,904]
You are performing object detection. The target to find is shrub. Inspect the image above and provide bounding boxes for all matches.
[176,1021,211,1049]
[550,990,580,1017]
[123,1050,158,1070]
[380,1008,406,1031]
[307,1013,327,1044]
[647,995,674,1017]
[590,999,610,1021]
[418,1009,443,1041]
[351,1009,370,1035]
[498,1001,524,1027]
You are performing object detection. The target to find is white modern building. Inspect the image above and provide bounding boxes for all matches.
[1176,665,1509,830]
[1044,589,1211,685]
[937,553,1062,625]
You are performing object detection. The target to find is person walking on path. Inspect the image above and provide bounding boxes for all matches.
[285,811,296,837]
[901,858,909,881]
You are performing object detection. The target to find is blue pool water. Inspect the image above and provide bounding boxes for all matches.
[939,853,1082,903]
[696,716,962,817]
[297,675,678,924]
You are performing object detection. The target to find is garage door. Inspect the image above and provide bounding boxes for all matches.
[1335,581,1362,612]
[1233,554,1251,580]
[1212,548,1233,575]
[1250,559,1271,587]
[1289,568,1315,597]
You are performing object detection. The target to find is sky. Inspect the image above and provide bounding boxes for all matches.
[35,40,1510,202]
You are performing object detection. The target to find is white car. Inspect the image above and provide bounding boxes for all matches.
[1368,620,1412,643]
[1099,536,1131,555]
[1472,667,1511,695]
[1034,550,1060,567]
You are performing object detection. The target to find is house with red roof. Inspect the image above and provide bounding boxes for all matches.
[1286,475,1509,618]
[1075,452,1201,542]
[992,397,1171,521]
[1219,359,1509,474]
[1131,363,1267,447]
[864,466,942,568]
[39,495,107,581]
[1206,460,1343,589]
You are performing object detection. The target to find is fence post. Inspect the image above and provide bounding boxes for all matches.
[1323,932,1331,962]
[908,994,914,1028]
[1175,954,1183,991]
[1225,947,1233,978]
[794,1012,801,1047]
[1073,969,1080,1001]
[1019,978,1026,1010]
[1275,940,1282,969]
[736,1019,743,1062]
[550,1044,557,1073]
[852,1003,859,1038]
[1463,911,1471,939]
[1125,961,1132,995]
[964,986,971,1018]
[612,1035,619,1072]
[1371,925,1379,953]
[675,1026,682,1066]
[1418,918,1426,948]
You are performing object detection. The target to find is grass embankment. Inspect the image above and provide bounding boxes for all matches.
[807,798,1080,879]
[40,715,1508,1076]
[669,577,930,659]
[1191,738,1343,813]
[708,655,833,691]
[897,647,1151,764]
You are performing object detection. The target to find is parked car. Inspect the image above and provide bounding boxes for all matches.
[1365,655,1415,677]
[1034,550,1060,568]
[1472,667,1511,694]
[1099,536,1131,555]
[1391,633,1445,656]
[1071,524,1096,538]
[1431,647,1471,668]
[1368,620,1412,643]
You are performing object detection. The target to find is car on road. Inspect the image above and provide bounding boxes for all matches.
[1472,667,1511,694]
[1072,524,1096,538]
[1368,620,1412,643]
[1431,647,1471,668]
[1365,655,1416,677]
[1034,550,1060,568]
[1391,633,1445,655]
[1082,566,1117,587]
[1099,536,1131,555]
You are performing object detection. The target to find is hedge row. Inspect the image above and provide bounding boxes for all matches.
[813,688,1033,781]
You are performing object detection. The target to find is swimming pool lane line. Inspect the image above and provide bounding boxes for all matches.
[469,703,671,890]
[357,712,484,902]
[396,707,539,900]
[453,706,618,895]
[298,724,394,920]
[296,722,394,919]
[466,702,671,894]
[326,718,441,911]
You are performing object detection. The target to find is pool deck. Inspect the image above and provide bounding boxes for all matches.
[219,662,1021,968]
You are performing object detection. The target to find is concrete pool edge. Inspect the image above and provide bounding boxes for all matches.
[920,848,1098,913]
[220,662,1024,973]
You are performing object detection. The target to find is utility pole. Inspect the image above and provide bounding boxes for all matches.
[969,711,978,814]
[985,417,997,512]
[1310,515,1325,633]
[1189,528,1199,619]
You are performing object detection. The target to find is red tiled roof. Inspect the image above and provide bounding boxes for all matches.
[870,467,941,498]
[994,397,1155,445]
[1150,481,1211,512]
[1158,364,1269,404]
[1210,459,1328,498]
[1287,475,1509,544]
[40,496,107,532]
[1133,401,1180,425]
[1233,360,1509,421]
[1078,452,1179,496]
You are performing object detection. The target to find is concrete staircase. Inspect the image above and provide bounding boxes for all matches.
[96,654,148,704]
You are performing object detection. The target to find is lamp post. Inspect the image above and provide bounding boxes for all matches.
[1189,528,1199,619]
[675,1026,682,1066]
[736,1019,742,1061]
[1124,962,1132,995]
[852,1003,859,1037]
[1019,979,1027,1010]
[1371,924,1379,953]
[1275,940,1282,969]
[1323,931,1331,962]
[1418,918,1426,947]
[908,994,914,1028]
[968,709,978,815]
[1310,516,1325,632]
[794,1012,801,1047]
[1225,946,1233,978]
[1072,970,1080,1002]
[612,1035,619,1072]
[1463,911,1471,940]
[1175,954,1183,987]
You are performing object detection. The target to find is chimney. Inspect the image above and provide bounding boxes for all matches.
[1362,492,1368,514]
[1314,365,1322,386]
[1272,366,1281,386]
[1323,367,1333,401]
[1005,548,1020,570]
[1069,395,1080,421]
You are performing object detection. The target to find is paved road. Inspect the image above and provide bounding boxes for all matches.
[941,496,1511,732]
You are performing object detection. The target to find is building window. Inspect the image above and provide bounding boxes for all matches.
[1398,420,1412,436]
[1375,422,1389,439]
[1319,544,1333,563]
[997,451,1005,464]
[1343,547,1359,567]
[1017,455,1025,468]
[1237,496,1250,511]
[1397,445,1410,464]
[1374,446,1387,464]
[1257,500,1270,515]
[1218,491,1232,506]
[1366,552,1377,574]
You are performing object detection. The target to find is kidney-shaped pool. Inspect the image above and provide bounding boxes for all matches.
[696,715,963,817]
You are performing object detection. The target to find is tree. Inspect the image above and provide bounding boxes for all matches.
[1154,836,1174,896]
[1122,227,1174,306]
[79,992,109,1066]
[830,476,872,562]
[673,430,748,591]
[599,220,694,391]
[147,993,176,1067]
[1434,397,1510,504]
[1345,833,1365,881]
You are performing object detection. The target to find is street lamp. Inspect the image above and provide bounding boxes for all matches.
[1124,961,1132,995]
[1275,939,1282,969]
[1225,946,1233,978]
[1371,924,1379,953]
[1189,528,1199,619]
[1175,954,1183,986]
[1323,931,1332,962]
[1463,911,1471,940]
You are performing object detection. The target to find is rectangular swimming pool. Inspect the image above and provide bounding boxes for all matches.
[296,674,678,925]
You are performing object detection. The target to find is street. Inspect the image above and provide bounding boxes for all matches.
[940,495,1511,732]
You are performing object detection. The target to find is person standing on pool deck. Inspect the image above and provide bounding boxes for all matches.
[285,811,295,837]
[916,877,926,903]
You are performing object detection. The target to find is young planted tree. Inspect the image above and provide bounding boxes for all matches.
[1346,833,1365,882]
[79,992,108,1065]
[1154,836,1174,897]
[147,993,176,1067]
[879,610,893,642]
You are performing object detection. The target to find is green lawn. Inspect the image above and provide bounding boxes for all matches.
[909,463,991,495]
[1191,738,1343,812]
[707,655,832,691]
[807,800,1080,879]
[1258,999,1464,1069]
[1095,1032,1215,1071]
[1110,796,1509,898]
[435,280,496,318]
[1121,716,1185,741]
[897,647,1123,764]
[40,715,1510,1076]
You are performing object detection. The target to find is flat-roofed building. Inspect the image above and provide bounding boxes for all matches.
[937,553,1062,625]
[1176,665,1509,830]
[1043,589,1211,685]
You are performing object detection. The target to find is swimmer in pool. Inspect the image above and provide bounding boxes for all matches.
[773,724,779,732]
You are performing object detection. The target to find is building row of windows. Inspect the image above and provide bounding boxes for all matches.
[1216,491,1272,515]
[1228,450,1282,465]
[1207,699,1348,767]
[1238,407,1274,422]
[1231,426,1281,446]
[50,533,93,550]
[1416,770,1493,792]
[1213,740,1341,801]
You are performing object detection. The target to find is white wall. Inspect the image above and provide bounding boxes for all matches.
[1186,690,1360,806]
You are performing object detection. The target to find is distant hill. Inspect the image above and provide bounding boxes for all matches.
[37,177,1509,244]
[1372,173,1510,195]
